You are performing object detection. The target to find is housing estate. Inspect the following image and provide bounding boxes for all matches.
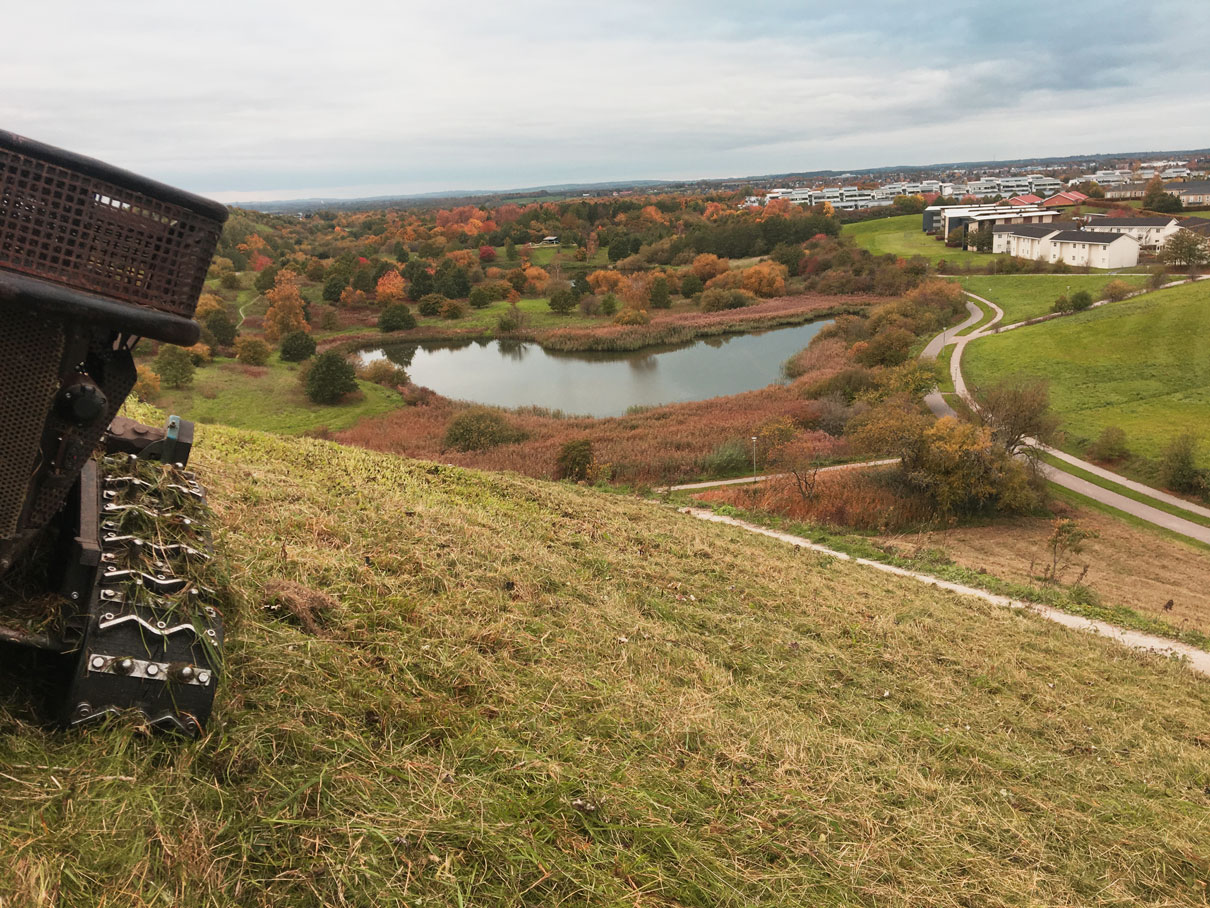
[922,204,1057,244]
[991,225,1140,268]
[1085,216,1180,249]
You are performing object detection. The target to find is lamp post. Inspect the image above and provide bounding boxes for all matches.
[751,436,758,485]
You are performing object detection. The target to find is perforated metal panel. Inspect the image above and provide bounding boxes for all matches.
[0,310,63,539]
[0,145,221,318]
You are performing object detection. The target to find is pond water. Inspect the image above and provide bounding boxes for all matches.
[358,319,832,418]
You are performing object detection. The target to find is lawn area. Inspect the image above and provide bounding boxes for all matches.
[153,357,402,435]
[964,280,1210,465]
[958,273,1151,324]
[491,245,609,268]
[844,214,994,266]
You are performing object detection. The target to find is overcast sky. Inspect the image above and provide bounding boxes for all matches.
[3,1,1207,203]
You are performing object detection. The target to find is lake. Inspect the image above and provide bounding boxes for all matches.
[359,319,832,418]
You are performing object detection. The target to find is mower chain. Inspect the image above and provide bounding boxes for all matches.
[64,453,223,735]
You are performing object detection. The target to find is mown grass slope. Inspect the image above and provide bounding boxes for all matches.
[964,280,1210,465]
[958,273,1150,324]
[843,215,989,266]
[3,420,1210,906]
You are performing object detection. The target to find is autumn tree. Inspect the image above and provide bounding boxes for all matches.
[375,270,406,304]
[691,253,729,281]
[740,261,787,298]
[263,272,310,344]
[1142,176,1182,213]
[975,376,1059,455]
[153,345,194,390]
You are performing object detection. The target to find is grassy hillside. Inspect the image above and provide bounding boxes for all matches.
[3,418,1210,906]
[844,214,990,266]
[964,281,1210,464]
[959,273,1150,324]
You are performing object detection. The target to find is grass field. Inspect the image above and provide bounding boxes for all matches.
[3,414,1210,906]
[844,214,992,266]
[964,281,1210,465]
[958,273,1151,324]
[153,357,402,435]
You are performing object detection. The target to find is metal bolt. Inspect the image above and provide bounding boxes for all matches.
[206,629,217,637]
[156,621,166,629]
[76,703,91,717]
[101,612,114,621]
[178,665,195,681]
[145,663,160,677]
[71,591,79,601]
[117,658,134,674]
[197,671,211,685]
[90,655,105,670]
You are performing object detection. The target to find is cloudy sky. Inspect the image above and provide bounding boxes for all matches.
[3,1,1207,203]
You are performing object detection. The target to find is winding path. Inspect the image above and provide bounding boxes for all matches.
[922,281,1210,545]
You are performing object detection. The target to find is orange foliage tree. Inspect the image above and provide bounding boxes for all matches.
[263,272,310,344]
[691,253,729,281]
[376,271,405,304]
[587,270,625,295]
[740,262,788,298]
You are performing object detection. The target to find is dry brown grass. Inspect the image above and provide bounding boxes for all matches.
[878,500,1210,639]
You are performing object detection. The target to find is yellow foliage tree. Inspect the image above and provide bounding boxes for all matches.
[691,253,729,281]
[195,293,225,319]
[263,272,310,344]
[375,271,405,304]
[587,270,625,295]
[740,262,787,298]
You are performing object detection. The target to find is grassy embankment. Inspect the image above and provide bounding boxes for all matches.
[843,214,992,267]
[3,414,1210,906]
[964,280,1210,468]
[958,274,1151,324]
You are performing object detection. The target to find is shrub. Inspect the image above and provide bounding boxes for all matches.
[204,309,238,347]
[305,351,359,404]
[1160,433,1203,493]
[1089,425,1129,461]
[154,344,195,389]
[418,293,447,317]
[600,293,619,316]
[358,359,408,388]
[443,407,527,452]
[678,272,703,298]
[1069,290,1093,311]
[220,272,242,290]
[185,343,212,366]
[440,299,468,320]
[698,288,755,312]
[235,337,271,366]
[648,277,671,309]
[1101,280,1133,302]
[379,303,416,332]
[1147,265,1169,290]
[548,288,577,315]
[133,365,161,401]
[578,294,601,316]
[496,304,526,334]
[851,327,914,367]
[613,307,651,326]
[280,330,317,362]
[468,286,492,309]
[555,439,594,481]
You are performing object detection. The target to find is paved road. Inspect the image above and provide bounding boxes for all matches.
[919,299,983,360]
[921,283,1210,545]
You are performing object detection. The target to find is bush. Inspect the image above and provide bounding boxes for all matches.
[648,277,671,309]
[185,343,212,366]
[235,337,271,366]
[555,439,594,481]
[496,304,527,334]
[548,288,577,315]
[1069,290,1093,311]
[600,293,619,316]
[280,330,317,362]
[851,328,914,367]
[358,359,408,388]
[379,303,416,332]
[220,272,242,290]
[440,299,468,320]
[205,309,238,348]
[153,345,195,389]
[1089,425,1129,461]
[1160,433,1203,493]
[443,407,527,452]
[678,272,703,298]
[133,364,161,401]
[700,439,751,476]
[418,294,447,317]
[613,307,651,326]
[305,351,359,404]
[698,288,755,312]
[468,286,492,309]
[1101,280,1133,302]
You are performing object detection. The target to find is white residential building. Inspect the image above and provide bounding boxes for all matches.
[991,225,1140,268]
[1088,217,1181,249]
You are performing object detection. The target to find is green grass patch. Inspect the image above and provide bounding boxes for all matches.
[4,419,1210,904]
[964,281,1210,466]
[153,357,401,435]
[844,214,994,266]
[959,274,1150,324]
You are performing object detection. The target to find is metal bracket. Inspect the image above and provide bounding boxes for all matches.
[85,652,212,686]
